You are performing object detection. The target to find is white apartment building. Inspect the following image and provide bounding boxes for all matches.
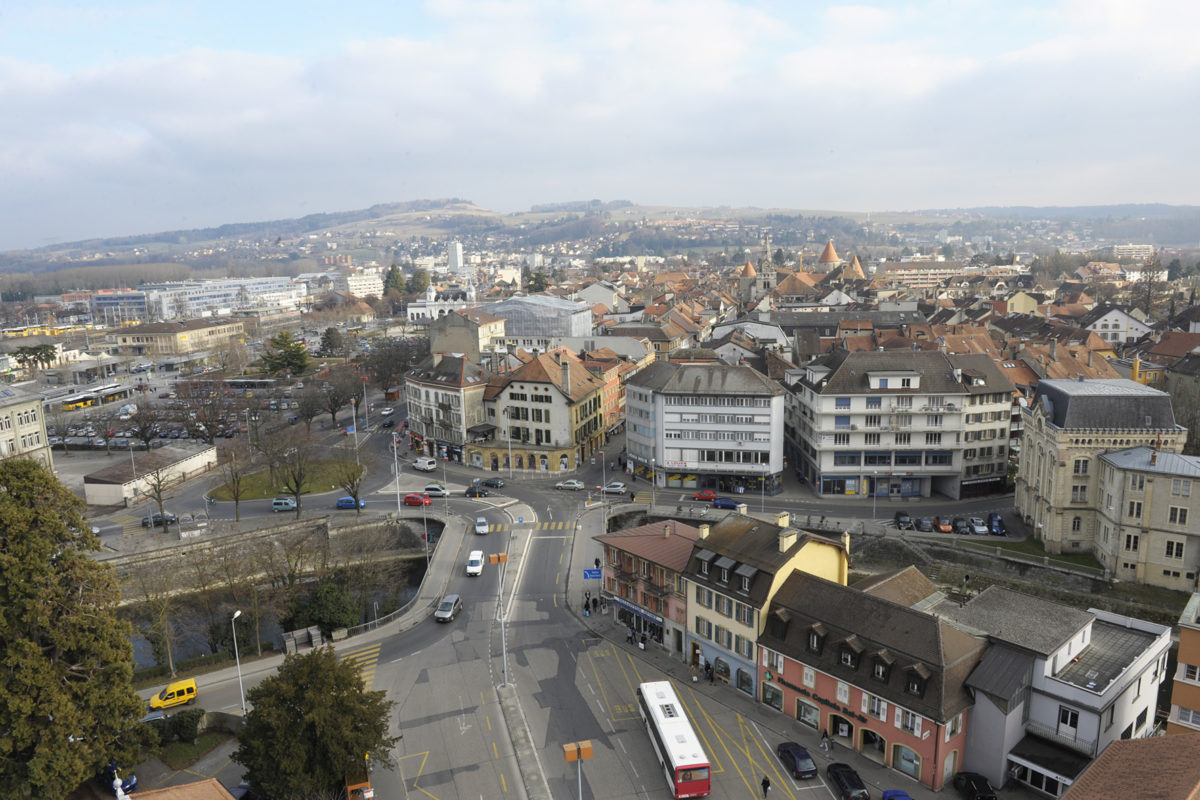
[788,351,1013,500]
[331,268,384,299]
[448,242,465,275]
[625,361,785,494]
[404,354,488,464]
[90,277,306,323]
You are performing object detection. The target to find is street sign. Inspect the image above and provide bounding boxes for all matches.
[583,569,601,580]
[517,516,524,524]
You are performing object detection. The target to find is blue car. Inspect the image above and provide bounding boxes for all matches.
[712,497,740,509]
[988,512,1007,535]
[882,792,914,800]
[336,496,364,509]
[101,759,137,795]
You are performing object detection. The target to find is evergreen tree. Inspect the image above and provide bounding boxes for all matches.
[407,269,430,295]
[262,331,310,375]
[234,646,398,800]
[318,327,347,357]
[383,264,406,293]
[0,460,145,799]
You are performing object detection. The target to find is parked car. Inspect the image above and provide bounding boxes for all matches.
[597,481,627,495]
[433,593,462,623]
[915,517,935,532]
[403,493,431,507]
[775,741,817,779]
[481,477,505,488]
[988,512,1006,535]
[692,489,718,501]
[413,457,437,472]
[141,512,177,528]
[827,762,870,800]
[101,759,137,796]
[423,483,450,497]
[712,497,741,509]
[893,511,914,530]
[932,516,954,533]
[968,517,989,535]
[380,419,396,428]
[952,771,998,800]
[951,517,971,536]
[465,486,490,498]
[335,496,364,509]
[555,479,584,491]
[881,792,914,800]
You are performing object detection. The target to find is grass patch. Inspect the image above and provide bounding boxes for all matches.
[959,536,1104,569]
[160,731,231,770]
[209,458,366,501]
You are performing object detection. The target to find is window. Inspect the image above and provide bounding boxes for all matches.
[765,649,783,672]
[840,650,858,669]
[716,596,733,616]
[1167,541,1185,560]
[925,433,942,445]
[1185,664,1199,681]
[1071,516,1082,531]
[1073,458,1089,475]
[866,695,886,719]
[835,397,850,409]
[833,433,849,446]
[802,667,815,688]
[836,682,849,704]
[1170,507,1189,525]
[1131,474,1145,491]
[694,617,712,639]
[865,433,880,445]
[808,631,823,654]
[1128,500,1142,519]
[946,713,962,738]
[695,586,713,608]
[1173,479,1192,497]
[895,433,910,445]
[867,397,882,409]
[873,661,889,681]
[737,603,753,625]
[700,559,709,575]
[835,415,851,429]
[900,710,918,734]
[905,676,924,696]
[1125,534,1139,552]
[865,415,881,428]
[1071,485,1087,502]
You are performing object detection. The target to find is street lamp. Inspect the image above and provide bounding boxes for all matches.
[490,551,510,686]
[351,398,360,465]
[599,450,606,532]
[872,471,878,521]
[441,452,450,516]
[231,610,246,714]
[650,457,656,508]
[761,463,767,513]
[503,407,513,479]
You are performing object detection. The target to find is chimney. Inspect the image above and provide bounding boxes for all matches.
[432,352,444,367]
[698,523,710,539]
[778,530,798,553]
[1050,339,1058,360]
[1151,449,1158,465]
[561,355,570,390]
[775,511,790,528]
[663,522,671,538]
[1088,350,1094,368]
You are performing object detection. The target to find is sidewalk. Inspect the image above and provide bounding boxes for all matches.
[564,502,1041,800]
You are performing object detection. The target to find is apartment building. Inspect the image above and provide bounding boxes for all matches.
[788,350,1013,500]
[0,384,52,469]
[759,570,984,791]
[106,319,245,365]
[90,277,304,323]
[331,268,384,299]
[681,513,849,700]
[596,519,702,660]
[1167,593,1200,736]
[428,308,506,363]
[404,354,489,463]
[625,360,785,493]
[1014,378,1185,559]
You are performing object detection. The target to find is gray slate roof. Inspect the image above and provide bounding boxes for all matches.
[628,360,784,396]
[1100,446,1200,478]
[964,645,1034,704]
[933,586,1093,655]
[1036,378,1179,430]
[808,349,967,396]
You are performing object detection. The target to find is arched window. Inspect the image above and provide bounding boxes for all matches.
[1072,516,1082,531]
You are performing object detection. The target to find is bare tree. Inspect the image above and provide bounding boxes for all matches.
[218,439,258,521]
[140,465,177,530]
[126,559,181,676]
[333,459,366,516]
[323,368,361,427]
[296,388,325,433]
[277,429,317,518]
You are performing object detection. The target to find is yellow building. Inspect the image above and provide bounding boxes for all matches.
[680,511,848,695]
[107,319,245,358]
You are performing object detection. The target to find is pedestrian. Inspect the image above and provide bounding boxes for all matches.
[594,557,601,570]
[585,590,591,605]
[591,597,598,613]
[820,730,829,752]
[706,663,714,684]
[690,664,698,682]
[627,626,635,644]
[761,775,770,797]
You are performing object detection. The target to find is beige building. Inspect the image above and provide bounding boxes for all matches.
[404,355,489,463]
[428,308,506,364]
[1015,379,1186,564]
[0,383,52,469]
[107,319,245,358]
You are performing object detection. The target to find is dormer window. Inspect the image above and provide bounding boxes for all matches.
[700,561,709,575]
[840,649,858,669]
[873,661,889,681]
[807,623,826,654]
[720,568,729,584]
[906,676,924,696]
[740,575,750,592]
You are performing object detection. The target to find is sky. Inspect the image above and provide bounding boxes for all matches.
[2,0,1199,250]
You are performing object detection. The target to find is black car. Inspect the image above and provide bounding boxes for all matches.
[481,477,505,488]
[951,517,971,536]
[775,741,817,779]
[380,419,396,428]
[893,511,914,530]
[827,762,870,800]
[141,512,177,528]
[952,771,997,800]
[465,486,490,498]
[915,517,935,532]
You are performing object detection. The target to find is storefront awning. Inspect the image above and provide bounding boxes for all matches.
[468,423,496,434]
[609,595,663,626]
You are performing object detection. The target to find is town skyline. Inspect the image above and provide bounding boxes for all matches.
[3,0,1199,251]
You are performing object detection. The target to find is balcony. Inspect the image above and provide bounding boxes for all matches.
[1024,719,1097,758]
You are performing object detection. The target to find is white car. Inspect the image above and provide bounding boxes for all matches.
[968,517,989,535]
[424,483,450,497]
[597,481,628,495]
[474,516,489,535]
[555,479,584,491]
[380,407,394,417]
[465,550,484,576]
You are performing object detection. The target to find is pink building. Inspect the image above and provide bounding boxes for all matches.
[758,569,984,790]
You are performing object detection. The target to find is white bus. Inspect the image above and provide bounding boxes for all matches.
[636,681,711,798]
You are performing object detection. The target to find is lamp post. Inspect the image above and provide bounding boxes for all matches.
[503,407,513,479]
[490,551,510,686]
[650,457,656,509]
[872,471,878,521]
[231,610,246,714]
[351,399,360,465]
[761,463,767,513]
[441,452,450,516]
[562,741,594,800]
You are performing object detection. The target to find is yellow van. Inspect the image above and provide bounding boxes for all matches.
[149,678,197,710]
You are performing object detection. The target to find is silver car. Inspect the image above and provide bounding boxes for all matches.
[434,594,462,623]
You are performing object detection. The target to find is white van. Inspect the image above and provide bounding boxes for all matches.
[465,550,484,576]
[413,457,437,472]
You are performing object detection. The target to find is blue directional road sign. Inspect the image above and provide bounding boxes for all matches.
[583,569,602,580]
[517,516,524,524]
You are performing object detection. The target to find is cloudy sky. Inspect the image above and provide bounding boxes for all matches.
[2,0,1198,250]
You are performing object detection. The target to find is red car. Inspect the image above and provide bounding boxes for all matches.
[403,493,431,507]
[692,489,717,501]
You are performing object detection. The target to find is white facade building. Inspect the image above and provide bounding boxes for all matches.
[448,242,465,275]
[331,268,383,299]
[625,361,785,494]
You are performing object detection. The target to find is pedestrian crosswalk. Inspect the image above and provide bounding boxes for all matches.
[340,643,382,689]
[485,520,572,533]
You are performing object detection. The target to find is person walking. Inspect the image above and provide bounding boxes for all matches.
[761,775,770,797]
[706,663,714,684]
[820,730,829,752]
[591,597,598,613]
